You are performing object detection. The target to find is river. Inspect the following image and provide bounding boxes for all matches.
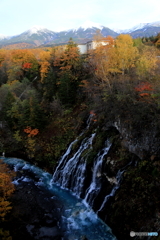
[3,157,117,240]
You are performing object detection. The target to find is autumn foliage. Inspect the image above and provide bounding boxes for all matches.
[22,62,32,69]
[90,110,97,122]
[0,160,15,220]
[135,82,153,97]
[0,34,160,168]
[24,126,39,137]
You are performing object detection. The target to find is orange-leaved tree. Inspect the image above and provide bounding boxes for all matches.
[135,82,153,97]
[24,126,39,137]
[23,126,39,158]
[54,38,81,75]
[5,49,39,82]
[38,50,51,82]
[0,160,15,240]
[0,160,15,220]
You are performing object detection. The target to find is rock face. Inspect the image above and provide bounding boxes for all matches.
[96,124,160,240]
[6,170,63,240]
[113,119,160,159]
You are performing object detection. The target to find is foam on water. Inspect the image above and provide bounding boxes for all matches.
[2,157,117,240]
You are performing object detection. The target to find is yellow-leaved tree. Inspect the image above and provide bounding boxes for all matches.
[88,34,138,91]
[114,34,138,75]
[88,35,115,89]
[136,46,158,78]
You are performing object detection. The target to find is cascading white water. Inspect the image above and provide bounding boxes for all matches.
[53,133,96,197]
[97,161,132,213]
[52,138,78,181]
[83,140,112,206]
[51,116,134,239]
[2,157,117,240]
[97,169,125,213]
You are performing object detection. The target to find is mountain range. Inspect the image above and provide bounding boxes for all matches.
[0,21,160,48]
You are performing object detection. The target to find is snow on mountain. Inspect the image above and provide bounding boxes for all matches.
[0,26,58,47]
[130,23,149,31]
[148,21,160,27]
[111,28,123,34]
[118,23,149,33]
[1,20,160,47]
[118,21,160,34]
[0,34,8,40]
[28,26,46,34]
[24,25,54,36]
[75,21,104,31]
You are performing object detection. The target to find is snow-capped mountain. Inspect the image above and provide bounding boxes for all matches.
[0,20,160,48]
[128,21,160,38]
[23,25,56,37]
[74,20,104,31]
[111,21,160,34]
[45,22,118,45]
[24,26,47,35]
[121,23,149,33]
[0,26,58,46]
[118,21,160,37]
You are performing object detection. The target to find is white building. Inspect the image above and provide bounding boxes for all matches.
[78,43,87,54]
[78,39,110,54]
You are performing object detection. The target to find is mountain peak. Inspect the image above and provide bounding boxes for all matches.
[25,25,49,35]
[129,23,149,32]
[77,21,103,31]
[121,21,160,33]
[1,20,160,48]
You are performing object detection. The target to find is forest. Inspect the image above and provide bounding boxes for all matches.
[0,32,160,239]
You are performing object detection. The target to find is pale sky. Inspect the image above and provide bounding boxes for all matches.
[0,0,160,36]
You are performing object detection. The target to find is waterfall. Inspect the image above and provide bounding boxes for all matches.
[3,157,117,240]
[53,133,96,197]
[97,169,125,213]
[97,161,132,213]
[83,140,112,207]
[52,138,78,180]
[52,115,134,236]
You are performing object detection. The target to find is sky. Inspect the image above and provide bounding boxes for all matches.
[0,0,160,36]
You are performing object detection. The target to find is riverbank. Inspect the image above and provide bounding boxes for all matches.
[3,168,63,240]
